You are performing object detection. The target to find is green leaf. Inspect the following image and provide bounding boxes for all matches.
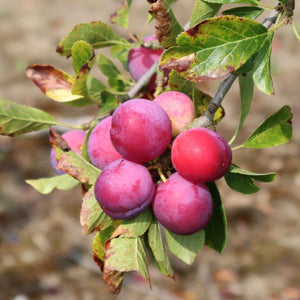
[149,0,183,48]
[204,0,256,3]
[121,208,153,237]
[26,174,79,194]
[111,44,133,71]
[147,219,174,277]
[107,79,126,92]
[204,182,227,253]
[93,227,116,262]
[56,21,131,57]
[0,98,59,136]
[110,0,132,29]
[242,105,293,148]
[98,91,119,115]
[222,6,264,20]
[225,172,260,194]
[97,54,123,79]
[229,71,254,144]
[80,188,114,234]
[55,150,100,185]
[86,76,107,102]
[253,32,275,95]
[160,16,268,81]
[105,236,150,283]
[190,0,221,27]
[229,164,277,182]
[165,229,205,265]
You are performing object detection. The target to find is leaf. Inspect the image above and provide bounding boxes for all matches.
[149,0,183,48]
[165,229,205,265]
[225,172,260,194]
[98,91,119,115]
[56,21,131,57]
[26,174,79,194]
[107,79,126,92]
[204,182,227,253]
[229,71,254,144]
[242,105,293,148]
[86,76,107,102]
[121,208,153,237]
[111,44,132,71]
[97,53,123,79]
[80,188,114,234]
[105,236,150,283]
[147,219,174,277]
[229,164,277,182]
[204,0,256,3]
[253,32,275,95]
[26,65,84,103]
[222,6,264,20]
[0,98,59,136]
[102,269,124,295]
[190,0,221,27]
[160,16,268,81]
[110,0,132,29]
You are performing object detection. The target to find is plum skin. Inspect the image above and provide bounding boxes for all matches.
[50,130,86,175]
[110,99,172,163]
[87,116,123,170]
[94,159,155,219]
[171,128,232,183]
[152,172,213,235]
[153,91,195,137]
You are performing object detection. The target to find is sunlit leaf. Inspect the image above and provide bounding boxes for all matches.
[165,229,205,265]
[204,0,256,3]
[110,0,132,29]
[26,174,78,194]
[0,98,59,136]
[98,91,119,115]
[97,54,123,79]
[160,16,268,81]
[222,6,264,19]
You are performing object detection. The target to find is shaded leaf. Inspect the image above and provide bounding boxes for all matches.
[205,182,227,253]
[121,208,153,237]
[97,53,123,79]
[147,219,174,277]
[225,172,260,194]
[111,44,132,70]
[190,0,221,27]
[80,188,114,234]
[242,105,292,148]
[98,91,119,115]
[0,98,59,136]
[222,6,264,20]
[110,0,132,29]
[253,32,274,95]
[204,0,256,3]
[26,174,79,194]
[160,16,268,81]
[105,236,150,284]
[86,76,107,102]
[56,21,131,57]
[149,0,183,48]
[165,229,205,265]
[26,65,83,102]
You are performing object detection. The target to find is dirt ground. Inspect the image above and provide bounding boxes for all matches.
[0,1,300,299]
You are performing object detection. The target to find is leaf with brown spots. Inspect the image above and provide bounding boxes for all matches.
[110,0,132,29]
[102,269,124,295]
[160,16,269,81]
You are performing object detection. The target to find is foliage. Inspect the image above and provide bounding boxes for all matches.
[0,0,297,295]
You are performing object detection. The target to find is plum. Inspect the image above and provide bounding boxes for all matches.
[153,91,195,136]
[110,98,172,163]
[94,159,155,219]
[171,127,232,183]
[152,172,213,235]
[87,116,123,170]
[50,129,86,175]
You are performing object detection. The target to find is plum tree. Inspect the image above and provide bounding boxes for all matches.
[110,98,172,163]
[171,128,232,183]
[94,159,155,219]
[87,116,123,170]
[153,91,195,137]
[50,130,86,174]
[152,172,213,235]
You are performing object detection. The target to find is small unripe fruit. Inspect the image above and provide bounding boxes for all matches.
[87,116,123,170]
[50,130,86,175]
[94,159,155,219]
[171,128,232,183]
[154,91,195,136]
[110,99,172,163]
[152,172,213,235]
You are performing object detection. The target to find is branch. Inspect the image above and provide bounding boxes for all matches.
[189,9,280,129]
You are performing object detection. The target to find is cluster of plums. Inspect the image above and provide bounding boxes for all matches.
[50,38,232,235]
[51,90,232,235]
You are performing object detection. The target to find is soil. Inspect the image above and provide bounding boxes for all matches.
[0,1,300,299]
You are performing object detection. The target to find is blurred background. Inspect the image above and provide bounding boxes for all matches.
[0,1,299,299]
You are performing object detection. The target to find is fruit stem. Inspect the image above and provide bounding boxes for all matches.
[158,167,167,183]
